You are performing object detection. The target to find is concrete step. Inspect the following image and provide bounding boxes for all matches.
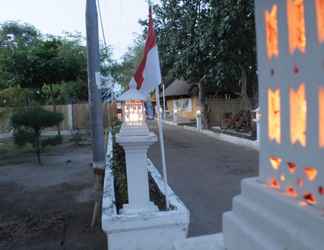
[173,234,225,250]
[223,178,324,250]
[223,211,278,250]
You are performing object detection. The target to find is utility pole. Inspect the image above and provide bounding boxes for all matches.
[86,0,105,227]
[86,0,105,165]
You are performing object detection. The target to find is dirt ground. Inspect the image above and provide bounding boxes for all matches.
[0,141,107,250]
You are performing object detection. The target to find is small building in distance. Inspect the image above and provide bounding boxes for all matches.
[163,79,198,124]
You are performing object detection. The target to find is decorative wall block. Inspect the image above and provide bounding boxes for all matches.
[268,89,281,143]
[319,87,324,147]
[287,0,307,53]
[315,0,324,43]
[259,1,324,209]
[265,4,279,59]
[221,1,324,249]
[289,83,306,146]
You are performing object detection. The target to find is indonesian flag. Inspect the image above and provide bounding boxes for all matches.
[131,6,161,96]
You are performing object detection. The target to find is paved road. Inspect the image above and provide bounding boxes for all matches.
[148,124,258,237]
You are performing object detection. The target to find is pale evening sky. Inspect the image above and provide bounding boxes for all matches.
[0,0,151,59]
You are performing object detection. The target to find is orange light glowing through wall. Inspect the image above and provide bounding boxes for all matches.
[287,162,297,174]
[304,193,316,205]
[319,88,324,147]
[319,186,324,195]
[286,187,298,197]
[265,5,279,59]
[268,89,281,143]
[270,177,280,190]
[269,156,282,170]
[287,0,306,53]
[315,0,324,43]
[304,167,318,181]
[290,84,307,146]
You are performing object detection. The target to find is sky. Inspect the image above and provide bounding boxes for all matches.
[0,0,150,59]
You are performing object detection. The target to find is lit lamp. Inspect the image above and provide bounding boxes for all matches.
[118,80,150,136]
[123,100,145,125]
[116,80,158,214]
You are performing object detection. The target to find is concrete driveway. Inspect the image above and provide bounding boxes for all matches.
[148,123,258,237]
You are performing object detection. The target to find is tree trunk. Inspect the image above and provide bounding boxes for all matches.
[239,65,251,111]
[198,75,208,129]
[50,85,61,137]
[35,130,42,165]
[53,104,61,137]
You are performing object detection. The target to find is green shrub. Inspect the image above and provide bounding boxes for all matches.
[13,128,35,147]
[11,107,64,131]
[11,107,64,164]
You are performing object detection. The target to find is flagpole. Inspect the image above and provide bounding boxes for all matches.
[162,83,166,120]
[155,87,170,209]
[146,0,170,209]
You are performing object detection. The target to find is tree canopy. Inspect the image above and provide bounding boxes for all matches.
[152,0,257,100]
[0,21,115,105]
[110,36,145,90]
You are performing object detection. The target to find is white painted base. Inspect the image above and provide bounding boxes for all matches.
[116,127,158,214]
[173,234,225,250]
[120,201,158,215]
[102,159,190,250]
[223,178,324,250]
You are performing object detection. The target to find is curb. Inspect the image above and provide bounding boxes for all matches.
[162,120,259,151]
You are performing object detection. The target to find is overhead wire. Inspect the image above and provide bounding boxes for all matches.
[96,0,108,49]
[96,0,116,104]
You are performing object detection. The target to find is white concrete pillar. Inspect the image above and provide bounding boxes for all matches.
[196,111,202,131]
[67,104,73,131]
[116,124,158,214]
[173,109,178,123]
[256,120,260,143]
[124,141,152,210]
[222,1,324,250]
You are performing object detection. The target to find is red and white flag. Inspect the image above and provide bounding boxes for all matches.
[130,6,161,96]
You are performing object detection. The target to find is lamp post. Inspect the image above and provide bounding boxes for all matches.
[85,0,105,166]
[117,80,158,214]
[196,110,202,131]
[173,108,178,123]
[86,0,106,228]
[252,107,261,143]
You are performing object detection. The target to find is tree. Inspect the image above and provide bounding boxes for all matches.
[110,36,144,90]
[208,0,257,109]
[152,0,257,127]
[0,26,92,135]
[0,23,89,100]
[0,21,40,48]
[11,107,64,164]
[0,22,117,107]
[0,85,33,107]
[0,22,40,90]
